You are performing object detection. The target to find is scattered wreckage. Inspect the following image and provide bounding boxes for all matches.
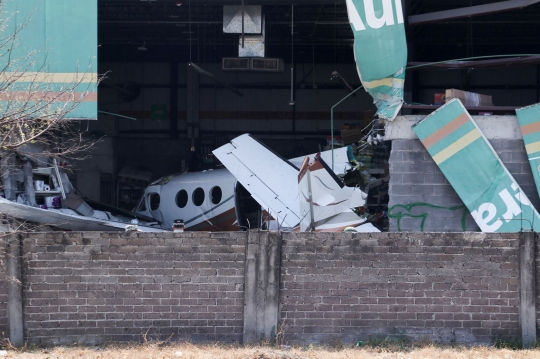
[0,156,166,232]
[134,135,382,233]
[0,137,382,233]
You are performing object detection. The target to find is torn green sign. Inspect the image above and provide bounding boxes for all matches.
[517,103,540,198]
[413,99,540,232]
[345,0,407,121]
[0,0,98,120]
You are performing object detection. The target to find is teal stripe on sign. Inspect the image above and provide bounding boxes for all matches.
[522,131,540,145]
[516,103,540,126]
[440,139,503,209]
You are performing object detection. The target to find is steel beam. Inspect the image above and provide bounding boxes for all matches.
[409,0,540,25]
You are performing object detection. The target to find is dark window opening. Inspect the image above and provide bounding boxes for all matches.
[149,193,160,211]
[176,190,188,208]
[211,186,222,205]
[192,187,205,206]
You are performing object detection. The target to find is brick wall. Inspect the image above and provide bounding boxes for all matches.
[21,232,246,346]
[1,231,534,346]
[0,240,7,337]
[280,232,520,345]
[388,139,540,232]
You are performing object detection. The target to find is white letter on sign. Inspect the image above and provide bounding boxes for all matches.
[471,203,503,232]
[346,0,367,31]
[499,189,522,222]
[394,0,404,24]
[365,0,395,29]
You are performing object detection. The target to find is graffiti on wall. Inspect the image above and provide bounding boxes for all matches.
[388,202,468,232]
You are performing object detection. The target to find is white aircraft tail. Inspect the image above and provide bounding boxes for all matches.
[213,134,301,228]
[214,134,378,232]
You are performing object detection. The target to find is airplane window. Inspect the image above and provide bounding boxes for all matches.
[176,190,188,208]
[192,187,205,206]
[149,193,160,211]
[211,186,222,205]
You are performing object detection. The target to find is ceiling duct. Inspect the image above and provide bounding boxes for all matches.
[223,58,283,73]
[222,58,250,71]
[251,58,283,72]
[223,5,262,34]
[239,15,265,58]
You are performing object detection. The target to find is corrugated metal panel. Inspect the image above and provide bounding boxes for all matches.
[0,0,98,120]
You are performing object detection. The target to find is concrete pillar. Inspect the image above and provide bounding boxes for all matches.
[243,231,282,344]
[6,234,24,346]
[518,231,536,348]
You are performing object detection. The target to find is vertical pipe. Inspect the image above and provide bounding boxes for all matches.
[241,0,245,48]
[330,86,363,171]
[292,65,296,133]
[536,65,540,102]
[289,5,295,109]
[170,61,179,138]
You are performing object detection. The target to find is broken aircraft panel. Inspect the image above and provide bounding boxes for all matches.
[298,155,375,232]
[516,103,540,199]
[345,0,407,121]
[413,98,540,232]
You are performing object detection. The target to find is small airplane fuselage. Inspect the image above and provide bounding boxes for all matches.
[135,169,244,231]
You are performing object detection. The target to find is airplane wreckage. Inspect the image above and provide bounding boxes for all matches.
[0,139,383,233]
[2,0,540,234]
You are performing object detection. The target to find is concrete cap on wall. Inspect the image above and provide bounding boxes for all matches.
[386,115,521,141]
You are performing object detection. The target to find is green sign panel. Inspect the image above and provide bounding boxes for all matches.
[516,103,540,199]
[413,99,540,232]
[0,0,98,119]
[345,0,407,121]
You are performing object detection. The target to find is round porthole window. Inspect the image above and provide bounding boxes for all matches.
[211,186,222,205]
[176,190,188,208]
[148,193,160,211]
[192,187,205,206]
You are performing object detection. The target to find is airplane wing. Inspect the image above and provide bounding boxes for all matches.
[213,134,301,228]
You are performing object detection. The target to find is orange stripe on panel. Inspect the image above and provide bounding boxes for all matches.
[421,113,469,149]
[0,92,97,103]
[308,159,324,172]
[521,121,540,136]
